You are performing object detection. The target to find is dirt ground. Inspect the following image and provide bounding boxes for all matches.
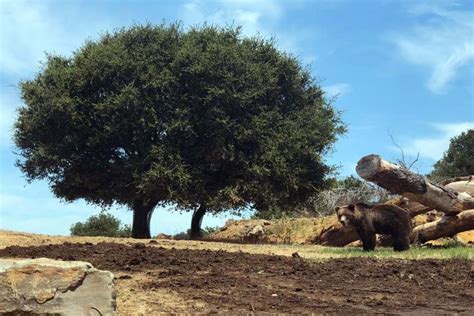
[1,241,473,314]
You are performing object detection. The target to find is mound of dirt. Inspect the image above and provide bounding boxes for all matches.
[208,216,474,246]
[208,217,341,244]
[0,242,472,314]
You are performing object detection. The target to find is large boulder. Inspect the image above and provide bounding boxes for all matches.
[243,224,265,243]
[0,258,116,315]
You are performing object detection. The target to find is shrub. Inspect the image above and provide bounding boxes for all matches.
[253,176,390,219]
[70,212,132,237]
[172,226,220,240]
[304,177,390,217]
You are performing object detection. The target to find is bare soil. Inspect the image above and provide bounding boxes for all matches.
[1,242,473,314]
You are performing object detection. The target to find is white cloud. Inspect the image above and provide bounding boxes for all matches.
[402,122,474,161]
[391,2,474,93]
[179,0,316,58]
[0,0,112,146]
[0,0,110,76]
[180,0,282,37]
[323,83,351,98]
[0,91,21,147]
[1,1,59,75]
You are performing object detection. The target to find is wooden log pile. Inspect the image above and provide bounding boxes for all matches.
[313,154,474,246]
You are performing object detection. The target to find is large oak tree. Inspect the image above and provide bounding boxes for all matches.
[14,24,345,238]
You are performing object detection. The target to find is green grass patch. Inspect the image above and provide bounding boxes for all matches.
[312,244,473,260]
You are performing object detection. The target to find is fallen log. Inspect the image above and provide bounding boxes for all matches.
[390,198,432,217]
[439,175,473,186]
[356,155,474,215]
[413,210,474,243]
[311,224,358,247]
[314,198,429,247]
[445,180,474,196]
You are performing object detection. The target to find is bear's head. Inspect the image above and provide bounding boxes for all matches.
[335,204,357,227]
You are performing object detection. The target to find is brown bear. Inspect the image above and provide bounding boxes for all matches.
[335,202,412,251]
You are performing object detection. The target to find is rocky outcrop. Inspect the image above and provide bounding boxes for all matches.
[243,224,265,243]
[0,258,116,315]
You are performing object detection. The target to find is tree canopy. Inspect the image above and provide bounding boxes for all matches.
[14,24,345,238]
[430,129,474,180]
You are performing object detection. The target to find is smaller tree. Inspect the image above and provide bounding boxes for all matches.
[70,212,132,237]
[430,130,474,181]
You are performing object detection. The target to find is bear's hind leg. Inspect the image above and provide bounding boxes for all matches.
[393,234,410,251]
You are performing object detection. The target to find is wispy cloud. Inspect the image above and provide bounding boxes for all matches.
[323,83,351,98]
[400,122,474,161]
[391,2,474,93]
[1,1,61,75]
[180,0,282,37]
[0,91,20,147]
[179,0,317,59]
[0,0,109,76]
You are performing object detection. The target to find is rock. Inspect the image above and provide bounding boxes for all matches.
[133,243,146,249]
[426,211,438,222]
[225,219,236,226]
[155,233,172,239]
[0,258,116,315]
[243,224,265,243]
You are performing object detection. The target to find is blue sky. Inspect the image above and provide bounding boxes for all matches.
[1,0,473,236]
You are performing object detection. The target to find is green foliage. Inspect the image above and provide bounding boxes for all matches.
[430,130,474,180]
[14,23,345,229]
[172,229,190,240]
[202,226,220,236]
[70,212,132,237]
[172,226,220,240]
[334,175,365,190]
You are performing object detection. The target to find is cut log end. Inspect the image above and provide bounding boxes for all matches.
[356,154,382,179]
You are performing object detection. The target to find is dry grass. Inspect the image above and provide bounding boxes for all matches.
[1,229,471,261]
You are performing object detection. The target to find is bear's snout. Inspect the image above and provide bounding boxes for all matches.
[339,215,349,226]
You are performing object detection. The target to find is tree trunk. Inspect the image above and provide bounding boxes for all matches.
[132,201,156,239]
[413,210,474,243]
[189,204,206,240]
[356,155,474,215]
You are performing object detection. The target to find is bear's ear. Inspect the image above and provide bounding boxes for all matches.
[348,204,355,212]
[335,206,340,212]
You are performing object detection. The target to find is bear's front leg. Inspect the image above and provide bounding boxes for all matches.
[361,231,376,251]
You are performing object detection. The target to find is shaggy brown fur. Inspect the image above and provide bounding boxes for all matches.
[336,203,412,251]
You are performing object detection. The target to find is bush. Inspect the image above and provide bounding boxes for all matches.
[172,229,190,240]
[70,212,132,237]
[253,176,390,219]
[202,226,220,236]
[172,226,220,240]
[304,176,390,217]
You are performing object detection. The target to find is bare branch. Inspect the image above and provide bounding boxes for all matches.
[387,130,419,171]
